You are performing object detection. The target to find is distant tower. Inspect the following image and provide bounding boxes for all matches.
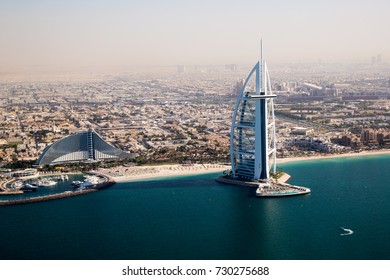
[230,42,276,180]
[34,131,39,149]
[226,64,237,72]
[233,79,245,96]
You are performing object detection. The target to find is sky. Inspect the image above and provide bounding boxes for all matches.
[0,0,389,70]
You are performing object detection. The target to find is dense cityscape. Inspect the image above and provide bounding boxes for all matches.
[1,60,390,171]
[3,0,390,274]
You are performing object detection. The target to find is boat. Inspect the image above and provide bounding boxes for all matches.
[83,175,101,184]
[256,181,311,197]
[77,181,93,189]
[58,175,69,181]
[37,178,57,187]
[71,181,83,187]
[19,183,38,192]
[340,227,354,236]
[12,180,23,188]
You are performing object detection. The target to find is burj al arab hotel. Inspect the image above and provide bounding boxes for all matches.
[217,43,310,197]
[230,42,276,181]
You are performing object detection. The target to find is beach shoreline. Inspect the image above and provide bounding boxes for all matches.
[94,149,390,183]
[276,149,390,164]
[96,164,229,183]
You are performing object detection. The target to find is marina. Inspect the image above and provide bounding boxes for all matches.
[10,174,69,193]
[0,173,115,207]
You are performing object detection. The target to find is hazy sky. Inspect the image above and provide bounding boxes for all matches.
[0,0,389,69]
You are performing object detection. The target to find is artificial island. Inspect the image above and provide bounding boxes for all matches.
[216,43,311,197]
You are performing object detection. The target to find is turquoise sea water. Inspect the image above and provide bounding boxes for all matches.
[1,154,390,260]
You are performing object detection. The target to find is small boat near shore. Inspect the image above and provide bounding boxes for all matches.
[71,181,83,187]
[12,180,23,189]
[37,178,57,187]
[71,175,103,190]
[19,183,38,192]
[256,181,311,197]
[57,175,69,181]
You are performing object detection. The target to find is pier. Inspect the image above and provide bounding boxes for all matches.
[0,191,24,195]
[0,178,24,195]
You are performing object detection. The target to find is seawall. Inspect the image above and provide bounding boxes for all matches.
[215,173,291,187]
[215,176,259,188]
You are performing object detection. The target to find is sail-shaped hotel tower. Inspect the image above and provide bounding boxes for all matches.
[230,43,276,181]
[217,43,310,196]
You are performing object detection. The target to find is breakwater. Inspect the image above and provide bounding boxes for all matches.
[215,176,259,187]
[0,190,24,195]
[0,176,115,207]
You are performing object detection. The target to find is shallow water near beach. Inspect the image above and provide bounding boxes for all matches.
[1,154,390,259]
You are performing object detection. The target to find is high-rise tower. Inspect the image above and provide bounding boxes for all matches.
[230,42,276,181]
[217,42,310,197]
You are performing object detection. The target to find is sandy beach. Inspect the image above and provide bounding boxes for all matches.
[276,149,390,164]
[95,163,229,182]
[94,149,390,183]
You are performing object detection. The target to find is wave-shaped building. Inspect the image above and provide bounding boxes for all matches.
[36,129,135,166]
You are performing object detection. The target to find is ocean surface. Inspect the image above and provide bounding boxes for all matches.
[1,154,390,260]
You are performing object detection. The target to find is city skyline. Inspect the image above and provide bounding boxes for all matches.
[0,0,389,71]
